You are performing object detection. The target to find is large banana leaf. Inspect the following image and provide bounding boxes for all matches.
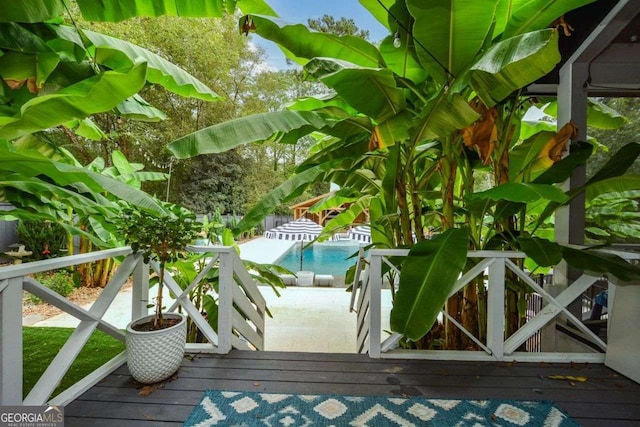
[116,94,166,122]
[0,51,59,89]
[494,0,528,38]
[233,164,333,234]
[287,94,359,116]
[502,0,596,39]
[544,99,626,130]
[535,143,640,228]
[0,141,164,213]
[518,236,640,281]
[379,36,428,84]
[358,0,394,30]
[391,228,469,341]
[64,118,108,141]
[585,176,640,202]
[321,196,372,229]
[305,59,406,123]
[11,134,66,160]
[561,246,640,282]
[413,94,480,142]
[509,131,555,182]
[533,143,592,185]
[2,179,115,218]
[375,111,414,147]
[0,1,63,23]
[0,22,53,53]
[469,29,560,107]
[469,183,568,204]
[241,15,384,68]
[167,111,330,159]
[0,61,147,140]
[518,236,562,266]
[308,189,360,213]
[587,142,640,185]
[407,0,498,81]
[82,30,219,102]
[76,0,275,22]
[298,134,371,172]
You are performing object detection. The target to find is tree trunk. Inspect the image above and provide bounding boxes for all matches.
[441,137,463,349]
[461,281,479,349]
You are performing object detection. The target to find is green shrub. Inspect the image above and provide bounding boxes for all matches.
[27,270,75,304]
[16,220,67,260]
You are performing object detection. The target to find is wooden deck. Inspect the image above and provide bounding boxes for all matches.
[65,350,640,426]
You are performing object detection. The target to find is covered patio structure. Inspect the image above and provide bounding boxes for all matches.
[290,192,369,226]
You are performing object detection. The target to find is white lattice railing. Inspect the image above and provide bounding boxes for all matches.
[356,249,633,363]
[0,245,265,406]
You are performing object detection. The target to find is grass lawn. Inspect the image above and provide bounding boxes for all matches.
[23,326,125,399]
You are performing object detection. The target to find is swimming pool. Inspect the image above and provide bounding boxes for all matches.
[276,241,362,276]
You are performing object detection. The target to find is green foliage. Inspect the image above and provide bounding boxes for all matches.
[168,253,219,342]
[588,98,640,178]
[16,220,67,260]
[118,202,200,266]
[390,229,469,341]
[586,191,640,242]
[176,151,247,215]
[74,0,275,22]
[118,201,201,326]
[307,15,370,40]
[27,270,75,304]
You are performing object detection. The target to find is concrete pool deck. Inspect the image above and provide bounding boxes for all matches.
[28,237,392,353]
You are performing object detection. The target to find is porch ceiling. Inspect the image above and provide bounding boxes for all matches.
[526,0,640,97]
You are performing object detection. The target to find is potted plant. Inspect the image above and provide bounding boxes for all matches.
[118,202,201,384]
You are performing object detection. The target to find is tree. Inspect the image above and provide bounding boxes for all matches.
[587,97,640,178]
[308,15,370,40]
[177,151,247,214]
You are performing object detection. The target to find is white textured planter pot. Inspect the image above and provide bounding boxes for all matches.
[125,313,187,384]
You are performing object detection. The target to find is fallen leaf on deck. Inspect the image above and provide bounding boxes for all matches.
[547,375,587,382]
[138,384,162,396]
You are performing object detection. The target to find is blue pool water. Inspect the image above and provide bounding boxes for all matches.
[276,241,362,276]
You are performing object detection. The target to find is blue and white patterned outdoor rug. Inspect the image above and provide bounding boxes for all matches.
[183,390,579,426]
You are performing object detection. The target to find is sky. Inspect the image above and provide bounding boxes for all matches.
[251,0,389,70]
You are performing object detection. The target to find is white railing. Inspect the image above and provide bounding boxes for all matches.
[357,249,623,363]
[0,245,265,406]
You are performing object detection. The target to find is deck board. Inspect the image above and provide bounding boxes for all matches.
[65,350,640,426]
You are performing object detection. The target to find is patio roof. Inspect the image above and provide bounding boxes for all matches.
[290,192,369,226]
[527,0,640,97]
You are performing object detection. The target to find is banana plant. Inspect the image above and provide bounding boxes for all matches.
[0,146,169,287]
[167,0,603,344]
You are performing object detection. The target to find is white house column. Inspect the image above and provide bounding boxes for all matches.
[549,0,640,352]
[554,61,589,287]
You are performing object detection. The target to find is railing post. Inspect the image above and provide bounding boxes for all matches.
[487,257,505,360]
[1,277,23,404]
[131,254,149,322]
[369,252,383,358]
[218,250,233,354]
